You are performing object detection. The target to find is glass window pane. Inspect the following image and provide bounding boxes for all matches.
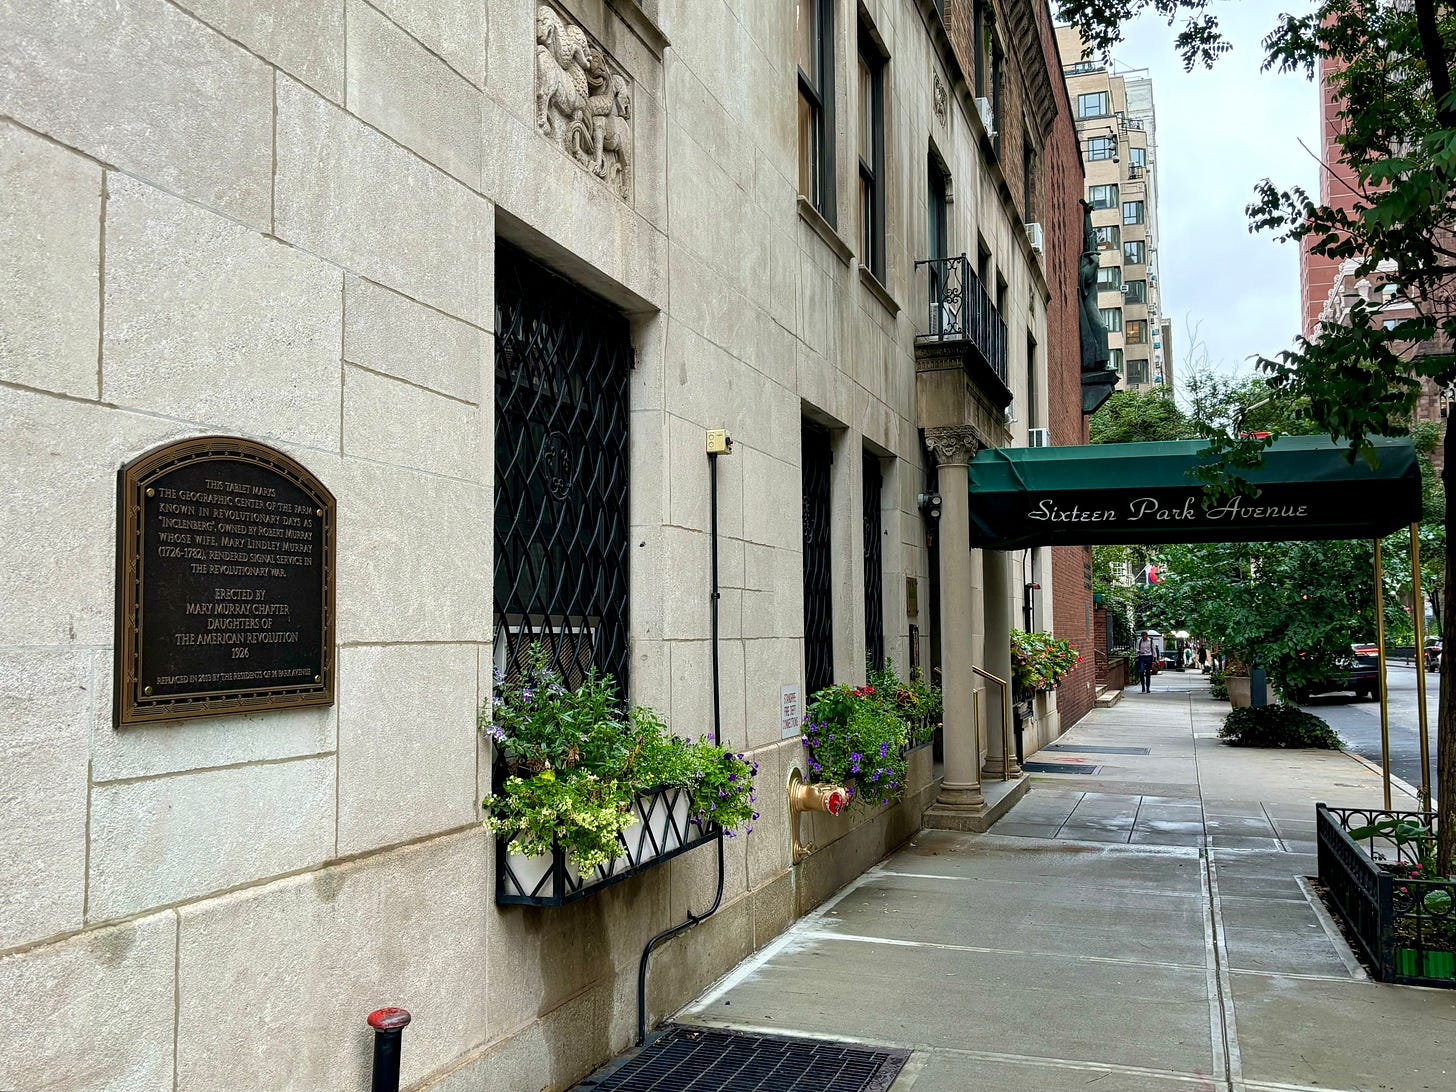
[859,54,871,152]
[798,92,815,201]
[1122,240,1145,264]
[1124,280,1147,304]
[798,0,817,83]
[1100,307,1122,332]
[1097,266,1121,289]
[1129,147,1146,167]
[1122,200,1144,225]
[1095,224,1119,250]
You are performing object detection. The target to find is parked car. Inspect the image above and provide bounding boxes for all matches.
[1296,645,1380,701]
[1425,638,1442,672]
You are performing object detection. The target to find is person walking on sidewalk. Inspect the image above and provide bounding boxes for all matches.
[1134,631,1155,693]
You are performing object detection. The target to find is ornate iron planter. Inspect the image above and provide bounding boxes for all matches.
[1316,803,1455,987]
[496,783,719,908]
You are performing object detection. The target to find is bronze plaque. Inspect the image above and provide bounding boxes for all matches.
[115,437,335,726]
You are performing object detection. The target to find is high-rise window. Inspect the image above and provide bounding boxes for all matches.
[1123,279,1147,304]
[798,0,835,222]
[1129,146,1146,168]
[1122,200,1145,225]
[1097,266,1121,291]
[1100,307,1122,332]
[1127,357,1149,385]
[1109,348,1124,374]
[1094,224,1120,250]
[1089,184,1119,210]
[1126,319,1148,344]
[1077,91,1110,118]
[858,33,886,281]
[1088,135,1115,161]
[1122,239,1146,265]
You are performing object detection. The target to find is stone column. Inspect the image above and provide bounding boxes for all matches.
[922,426,987,827]
[982,549,1021,779]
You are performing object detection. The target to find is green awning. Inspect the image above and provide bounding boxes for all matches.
[967,436,1423,549]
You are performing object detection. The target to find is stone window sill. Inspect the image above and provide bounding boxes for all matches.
[859,265,900,316]
[797,196,854,265]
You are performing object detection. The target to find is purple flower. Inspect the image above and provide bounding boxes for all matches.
[850,751,862,762]
[745,826,753,835]
[520,688,535,702]
[486,723,507,743]
[718,789,727,798]
[751,811,760,820]
[728,773,737,781]
[879,742,889,757]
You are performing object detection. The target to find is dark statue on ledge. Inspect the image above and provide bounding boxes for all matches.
[1078,200,1119,414]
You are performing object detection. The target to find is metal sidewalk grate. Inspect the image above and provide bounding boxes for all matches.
[1021,761,1103,775]
[575,1025,909,1092]
[1043,744,1151,756]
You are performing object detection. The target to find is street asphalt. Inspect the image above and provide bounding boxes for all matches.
[1300,662,1440,800]
[674,675,1456,1092]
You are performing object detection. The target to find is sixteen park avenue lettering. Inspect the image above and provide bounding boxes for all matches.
[1027,495,1312,525]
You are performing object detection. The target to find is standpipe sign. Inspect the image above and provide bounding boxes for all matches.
[114,437,336,726]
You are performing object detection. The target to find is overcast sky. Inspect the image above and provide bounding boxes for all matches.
[1110,4,1319,382]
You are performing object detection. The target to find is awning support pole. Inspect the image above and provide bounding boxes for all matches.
[1375,538,1392,809]
[1411,523,1432,810]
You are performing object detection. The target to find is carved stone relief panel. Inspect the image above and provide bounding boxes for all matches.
[535,3,633,201]
[933,74,947,125]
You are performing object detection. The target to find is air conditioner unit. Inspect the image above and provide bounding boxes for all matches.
[976,96,995,137]
[1025,222,1044,254]
[1028,428,1050,448]
[1120,284,1130,295]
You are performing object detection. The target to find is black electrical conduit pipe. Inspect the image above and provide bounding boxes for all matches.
[636,448,727,1045]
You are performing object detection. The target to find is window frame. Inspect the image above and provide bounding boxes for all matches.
[1122,239,1146,265]
[1096,266,1122,291]
[1099,307,1123,333]
[1122,200,1145,225]
[798,0,837,224]
[858,30,886,282]
[1087,135,1115,161]
[1089,183,1119,210]
[1123,279,1147,304]
[1125,319,1148,344]
[1077,90,1110,119]
[1128,146,1146,168]
[1094,224,1120,251]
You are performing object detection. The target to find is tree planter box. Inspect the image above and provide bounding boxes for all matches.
[1226,675,1252,708]
[1316,803,1455,987]
[496,783,719,908]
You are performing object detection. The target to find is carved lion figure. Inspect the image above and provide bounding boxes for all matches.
[536,5,592,142]
[587,73,631,192]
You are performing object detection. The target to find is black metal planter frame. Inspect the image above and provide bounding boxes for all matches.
[1316,803,1456,987]
[495,777,720,908]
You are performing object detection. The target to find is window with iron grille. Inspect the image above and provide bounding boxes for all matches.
[493,242,632,693]
[802,421,834,695]
[862,452,884,673]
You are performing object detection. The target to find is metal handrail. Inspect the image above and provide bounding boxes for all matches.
[972,666,1013,781]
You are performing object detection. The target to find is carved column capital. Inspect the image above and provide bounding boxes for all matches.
[924,425,982,467]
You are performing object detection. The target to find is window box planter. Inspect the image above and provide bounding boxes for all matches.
[496,782,719,907]
[1316,803,1455,987]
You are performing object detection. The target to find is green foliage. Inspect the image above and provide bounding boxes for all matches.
[867,659,944,745]
[481,646,757,871]
[1010,630,1083,693]
[1089,388,1191,444]
[1219,705,1343,750]
[802,684,909,809]
[1146,539,1401,695]
[1209,668,1227,701]
[1060,0,1456,870]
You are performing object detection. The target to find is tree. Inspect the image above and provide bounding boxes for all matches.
[1089,387,1191,444]
[1059,0,1456,866]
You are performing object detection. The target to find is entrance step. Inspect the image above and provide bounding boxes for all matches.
[1094,686,1122,708]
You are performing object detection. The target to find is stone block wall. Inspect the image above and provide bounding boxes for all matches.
[0,0,1061,1087]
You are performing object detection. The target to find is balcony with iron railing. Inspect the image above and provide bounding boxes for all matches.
[913,254,1011,407]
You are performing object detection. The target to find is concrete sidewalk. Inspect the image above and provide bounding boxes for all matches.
[677,681,1456,1092]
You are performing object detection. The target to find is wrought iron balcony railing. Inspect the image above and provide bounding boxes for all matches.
[914,254,1009,387]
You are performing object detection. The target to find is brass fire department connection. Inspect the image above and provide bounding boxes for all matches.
[788,767,849,863]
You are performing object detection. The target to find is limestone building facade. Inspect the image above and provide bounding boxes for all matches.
[0,0,1080,1087]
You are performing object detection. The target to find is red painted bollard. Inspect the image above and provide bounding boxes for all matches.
[367,1007,411,1092]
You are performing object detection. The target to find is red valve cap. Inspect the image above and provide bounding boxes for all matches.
[368,1007,412,1031]
[826,791,846,816]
